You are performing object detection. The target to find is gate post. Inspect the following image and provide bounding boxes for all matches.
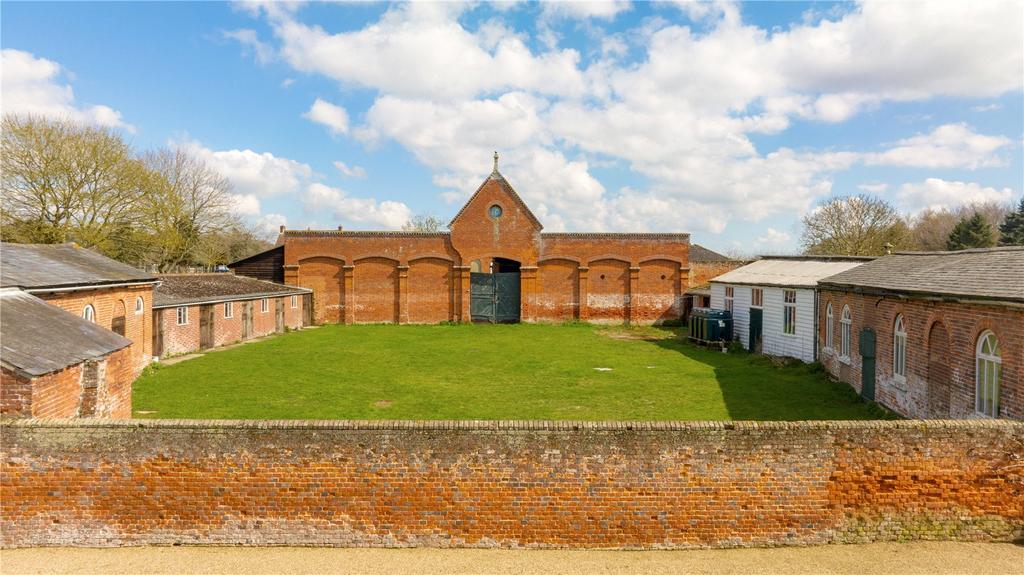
[342,265,355,325]
[577,266,589,321]
[455,265,471,323]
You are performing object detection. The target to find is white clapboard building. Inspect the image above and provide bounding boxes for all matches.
[710,256,872,362]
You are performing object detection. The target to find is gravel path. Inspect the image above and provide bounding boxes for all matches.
[3,542,1022,574]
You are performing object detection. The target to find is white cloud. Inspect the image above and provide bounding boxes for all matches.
[971,103,1003,112]
[865,123,1011,170]
[281,77,296,88]
[222,28,274,64]
[302,183,412,229]
[896,178,1015,214]
[333,160,366,178]
[173,138,314,197]
[756,227,792,247]
[857,183,889,194]
[0,49,133,131]
[541,1,632,21]
[303,98,350,136]
[231,193,262,217]
[254,213,287,239]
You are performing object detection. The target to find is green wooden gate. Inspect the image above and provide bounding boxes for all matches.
[748,308,763,352]
[859,327,876,402]
[470,272,520,323]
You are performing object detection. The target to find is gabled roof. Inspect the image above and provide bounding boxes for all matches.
[712,256,871,288]
[819,246,1024,303]
[690,244,731,263]
[153,274,311,308]
[0,288,131,377]
[0,243,157,291]
[448,169,544,230]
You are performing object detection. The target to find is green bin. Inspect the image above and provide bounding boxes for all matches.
[688,307,733,344]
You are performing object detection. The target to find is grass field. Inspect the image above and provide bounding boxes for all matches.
[133,323,892,421]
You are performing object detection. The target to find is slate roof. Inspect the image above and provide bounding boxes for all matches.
[0,243,157,291]
[689,244,731,263]
[0,288,131,377]
[818,247,1024,303]
[153,274,311,308]
[711,256,872,288]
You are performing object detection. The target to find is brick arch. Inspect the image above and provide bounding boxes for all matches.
[638,254,684,265]
[352,254,401,265]
[297,254,346,265]
[407,257,454,323]
[408,254,455,264]
[537,255,581,265]
[586,255,632,266]
[298,256,346,324]
[587,258,630,323]
[637,259,680,323]
[926,320,952,418]
[353,257,400,323]
[537,258,579,321]
[112,299,127,337]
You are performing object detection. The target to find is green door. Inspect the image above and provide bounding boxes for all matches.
[859,327,876,402]
[470,272,521,323]
[748,308,763,352]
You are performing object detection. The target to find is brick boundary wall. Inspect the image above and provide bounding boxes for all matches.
[1,419,1021,549]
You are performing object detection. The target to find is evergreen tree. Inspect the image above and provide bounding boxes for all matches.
[997,198,1024,246]
[946,212,996,250]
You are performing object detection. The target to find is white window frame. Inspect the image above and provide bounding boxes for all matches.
[224,301,233,319]
[750,288,763,308]
[135,296,144,315]
[782,289,797,335]
[840,305,852,362]
[176,306,188,326]
[975,331,1001,418]
[724,286,734,313]
[83,304,96,323]
[291,295,298,309]
[261,298,269,313]
[893,314,907,384]
[825,302,834,350]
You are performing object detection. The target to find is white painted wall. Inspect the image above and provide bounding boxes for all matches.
[710,283,817,362]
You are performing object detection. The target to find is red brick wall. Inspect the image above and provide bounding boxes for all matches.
[818,289,1023,420]
[1,420,1020,548]
[39,285,154,375]
[690,261,743,288]
[0,347,133,419]
[157,306,200,357]
[156,295,305,357]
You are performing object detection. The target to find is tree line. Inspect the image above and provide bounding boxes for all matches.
[800,194,1024,256]
[1,115,271,271]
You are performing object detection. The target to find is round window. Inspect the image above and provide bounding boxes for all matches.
[489,204,503,218]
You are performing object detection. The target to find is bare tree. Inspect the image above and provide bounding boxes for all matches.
[140,148,238,271]
[801,194,910,256]
[1,114,148,252]
[402,214,444,232]
[908,201,1013,251]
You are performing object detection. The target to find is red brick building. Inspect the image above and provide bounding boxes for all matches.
[238,161,690,325]
[817,247,1023,420]
[682,244,743,321]
[0,243,158,376]
[0,289,135,418]
[152,274,311,358]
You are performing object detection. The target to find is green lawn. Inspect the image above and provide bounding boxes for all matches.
[133,323,893,421]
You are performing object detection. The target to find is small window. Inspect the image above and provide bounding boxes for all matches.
[840,305,852,360]
[135,296,144,315]
[975,331,1001,417]
[783,289,797,335]
[751,288,763,308]
[176,306,188,326]
[261,298,269,313]
[83,305,96,323]
[291,295,298,308]
[724,287,734,313]
[893,315,907,382]
[825,302,834,349]
[489,204,503,218]
[224,301,233,319]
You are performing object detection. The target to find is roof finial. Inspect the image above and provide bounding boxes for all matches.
[493,150,499,173]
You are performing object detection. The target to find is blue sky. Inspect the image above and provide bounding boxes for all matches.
[2,1,1022,254]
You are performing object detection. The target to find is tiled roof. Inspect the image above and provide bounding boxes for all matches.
[0,288,131,377]
[449,170,544,230]
[283,230,449,238]
[818,247,1024,303]
[153,274,310,308]
[712,256,870,288]
[0,243,156,290]
[689,244,730,262]
[541,232,689,240]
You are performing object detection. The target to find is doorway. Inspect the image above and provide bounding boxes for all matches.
[242,301,254,340]
[927,322,952,417]
[199,304,215,350]
[748,308,763,352]
[859,327,876,402]
[470,258,521,323]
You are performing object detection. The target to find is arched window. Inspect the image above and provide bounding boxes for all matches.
[893,315,906,381]
[135,296,144,315]
[83,305,96,323]
[840,305,852,361]
[975,331,1001,417]
[825,302,834,349]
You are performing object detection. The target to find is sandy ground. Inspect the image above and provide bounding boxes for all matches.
[2,542,1022,575]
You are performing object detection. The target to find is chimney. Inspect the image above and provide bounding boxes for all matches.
[337,225,344,231]
[279,225,286,233]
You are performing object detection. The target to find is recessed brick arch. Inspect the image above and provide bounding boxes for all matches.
[926,320,952,418]
[297,256,346,324]
[353,257,400,323]
[408,257,454,323]
[537,258,579,321]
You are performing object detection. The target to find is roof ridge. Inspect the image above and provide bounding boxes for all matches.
[893,246,1024,256]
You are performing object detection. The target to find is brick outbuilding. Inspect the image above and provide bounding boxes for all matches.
[0,289,134,418]
[236,159,691,325]
[152,274,311,357]
[817,247,1023,420]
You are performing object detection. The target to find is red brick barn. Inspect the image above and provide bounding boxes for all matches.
[235,161,691,325]
[817,247,1023,420]
[152,274,311,358]
[683,244,744,322]
[0,243,158,376]
[0,289,135,418]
